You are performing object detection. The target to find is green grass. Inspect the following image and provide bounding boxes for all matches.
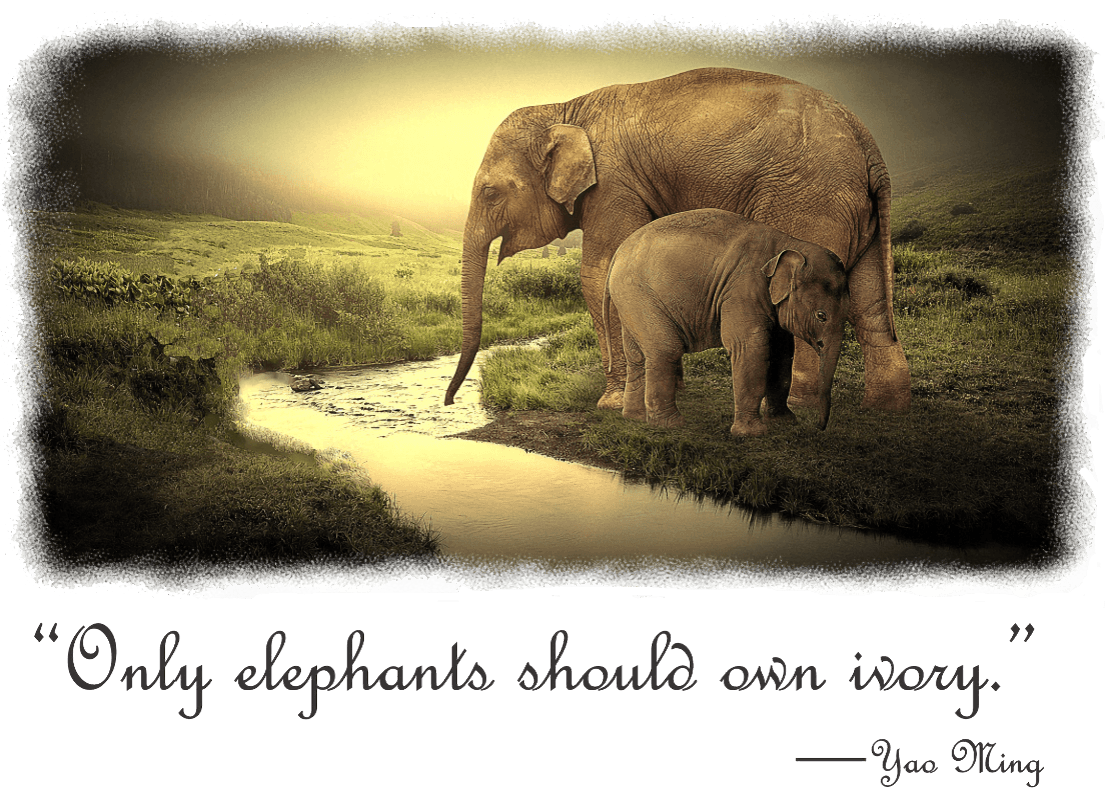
[33,203,588,565]
[479,322,606,411]
[36,204,587,369]
[477,160,1072,549]
[38,292,439,564]
[890,161,1066,253]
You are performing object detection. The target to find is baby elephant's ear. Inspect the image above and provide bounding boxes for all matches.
[761,250,806,306]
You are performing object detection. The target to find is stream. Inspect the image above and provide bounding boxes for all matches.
[237,346,1030,566]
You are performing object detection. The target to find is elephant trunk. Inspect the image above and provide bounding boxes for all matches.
[816,334,843,431]
[444,218,497,405]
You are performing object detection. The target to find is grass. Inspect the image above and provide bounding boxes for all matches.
[37,292,440,564]
[32,203,588,566]
[477,159,1072,551]
[890,161,1066,253]
[32,156,1073,561]
[35,204,587,370]
[479,322,606,411]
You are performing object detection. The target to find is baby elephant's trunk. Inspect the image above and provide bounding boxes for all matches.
[817,336,843,431]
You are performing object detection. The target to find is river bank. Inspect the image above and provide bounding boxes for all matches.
[237,359,1035,566]
[451,409,621,472]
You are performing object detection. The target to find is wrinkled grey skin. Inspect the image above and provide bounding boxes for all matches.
[443,67,908,414]
[605,210,849,436]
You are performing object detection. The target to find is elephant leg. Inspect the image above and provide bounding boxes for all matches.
[643,349,684,428]
[722,308,770,437]
[621,330,648,422]
[849,245,911,412]
[591,286,626,409]
[581,205,652,409]
[762,327,797,426]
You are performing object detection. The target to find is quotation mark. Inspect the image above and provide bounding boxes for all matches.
[1010,623,1034,642]
[34,623,59,642]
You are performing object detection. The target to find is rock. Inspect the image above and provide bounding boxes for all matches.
[950,202,978,216]
[291,375,323,393]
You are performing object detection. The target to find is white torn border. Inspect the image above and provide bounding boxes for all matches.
[4,18,1100,596]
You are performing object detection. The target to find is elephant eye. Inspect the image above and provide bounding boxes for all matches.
[816,310,828,322]
[481,186,502,203]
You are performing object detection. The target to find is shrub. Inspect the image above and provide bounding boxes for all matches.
[491,256,583,302]
[198,250,404,365]
[48,257,202,316]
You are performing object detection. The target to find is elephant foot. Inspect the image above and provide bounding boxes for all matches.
[597,388,625,410]
[860,342,912,413]
[649,412,685,429]
[622,405,647,423]
[861,391,911,413]
[785,388,819,409]
[730,417,768,437]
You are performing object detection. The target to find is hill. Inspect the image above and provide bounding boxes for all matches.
[33,202,462,278]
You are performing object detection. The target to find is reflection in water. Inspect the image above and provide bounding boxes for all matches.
[238,349,1029,566]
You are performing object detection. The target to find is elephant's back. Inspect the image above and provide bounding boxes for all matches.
[613,209,771,279]
[616,72,879,264]
[616,208,727,254]
[631,208,766,245]
[622,68,830,118]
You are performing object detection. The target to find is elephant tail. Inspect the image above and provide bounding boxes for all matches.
[601,263,614,376]
[868,154,897,342]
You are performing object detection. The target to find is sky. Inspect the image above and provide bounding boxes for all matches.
[56,28,1070,223]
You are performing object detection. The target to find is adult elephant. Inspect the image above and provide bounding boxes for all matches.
[443,67,910,413]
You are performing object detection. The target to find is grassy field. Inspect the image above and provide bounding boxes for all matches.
[31,157,1072,565]
[477,159,1072,552]
[32,204,588,567]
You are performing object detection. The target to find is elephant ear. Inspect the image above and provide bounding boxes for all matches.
[538,124,597,215]
[761,250,807,306]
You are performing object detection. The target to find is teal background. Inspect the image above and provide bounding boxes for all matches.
[2,3,1096,795]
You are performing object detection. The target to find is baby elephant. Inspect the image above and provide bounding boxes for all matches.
[605,209,850,436]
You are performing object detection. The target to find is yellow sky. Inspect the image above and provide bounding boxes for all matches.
[74,35,1063,220]
[194,45,722,207]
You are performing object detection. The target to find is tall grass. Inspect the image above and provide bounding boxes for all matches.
[479,321,605,410]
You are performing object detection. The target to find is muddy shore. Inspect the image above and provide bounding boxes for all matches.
[449,409,622,472]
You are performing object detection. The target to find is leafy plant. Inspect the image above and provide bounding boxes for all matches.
[48,257,203,316]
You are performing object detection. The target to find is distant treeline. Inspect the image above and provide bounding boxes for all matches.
[48,141,580,239]
[55,142,296,221]
[54,142,438,225]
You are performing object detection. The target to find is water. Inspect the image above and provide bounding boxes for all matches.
[237,348,1029,566]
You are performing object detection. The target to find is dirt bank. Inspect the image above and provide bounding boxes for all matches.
[449,409,622,472]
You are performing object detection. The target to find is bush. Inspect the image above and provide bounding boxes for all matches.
[200,250,403,362]
[491,256,584,302]
[48,257,202,316]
